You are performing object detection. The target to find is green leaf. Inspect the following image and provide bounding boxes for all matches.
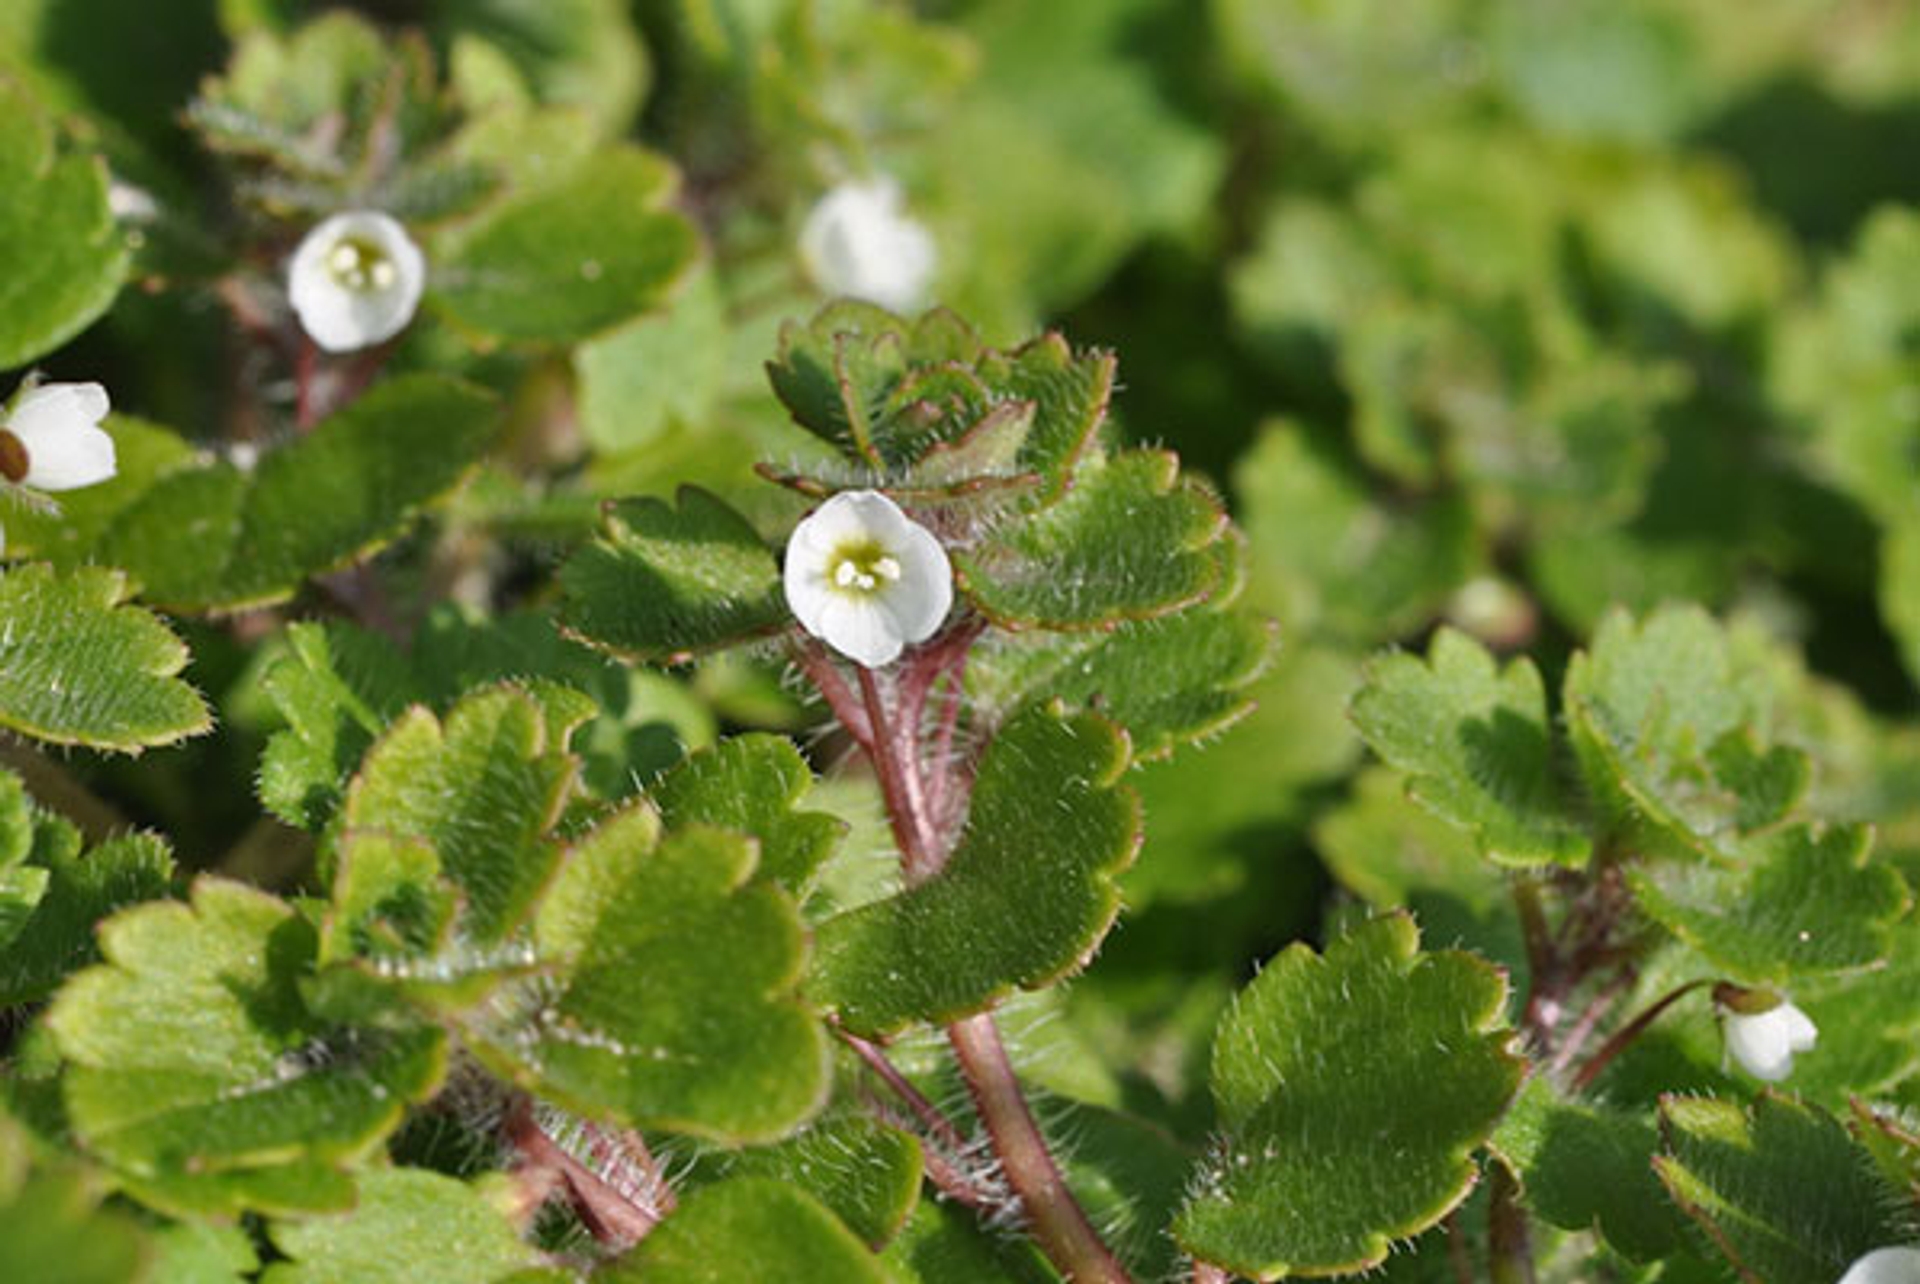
[47,877,446,1215]
[262,1168,547,1284]
[340,686,577,946]
[881,1198,1055,1284]
[258,622,418,830]
[84,375,500,612]
[0,822,173,1006]
[764,304,1114,491]
[0,80,128,368]
[0,564,210,752]
[1492,1078,1689,1263]
[1629,823,1909,983]
[1232,420,1477,646]
[1352,628,1591,867]
[0,415,198,562]
[1174,913,1523,1280]
[150,1221,259,1284]
[1565,605,1807,862]
[809,704,1139,1037]
[575,264,728,453]
[1654,1092,1906,1284]
[649,734,845,893]
[0,1112,148,1284]
[598,1177,892,1284]
[434,0,647,136]
[953,451,1227,630]
[559,486,787,664]
[433,146,697,343]
[968,542,1272,762]
[474,814,827,1142]
[718,1117,923,1250]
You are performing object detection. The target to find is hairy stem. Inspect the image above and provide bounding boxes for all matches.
[1192,1262,1233,1284]
[505,1100,662,1249]
[1487,1162,1536,1284]
[948,1012,1133,1284]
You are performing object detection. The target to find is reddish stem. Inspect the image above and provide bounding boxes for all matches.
[949,1012,1133,1283]
[1192,1262,1233,1284]
[838,1026,971,1156]
[858,666,942,882]
[1570,980,1712,1094]
[1545,965,1636,1079]
[792,638,874,747]
[505,1101,663,1249]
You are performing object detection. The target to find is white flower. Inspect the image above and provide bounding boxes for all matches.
[1722,996,1817,1082]
[799,177,936,313]
[784,490,952,668]
[288,210,426,353]
[0,382,115,492]
[1839,1248,1920,1284]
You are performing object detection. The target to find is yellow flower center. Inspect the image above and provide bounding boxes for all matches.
[327,235,399,293]
[828,539,903,595]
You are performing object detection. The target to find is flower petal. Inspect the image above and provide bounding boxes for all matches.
[6,382,116,491]
[289,210,427,354]
[880,516,953,645]
[1839,1247,1920,1284]
[815,594,906,668]
[800,178,936,313]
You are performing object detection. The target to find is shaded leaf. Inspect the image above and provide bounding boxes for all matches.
[717,1117,923,1250]
[262,1168,547,1284]
[0,820,173,1006]
[597,1177,891,1283]
[433,146,697,343]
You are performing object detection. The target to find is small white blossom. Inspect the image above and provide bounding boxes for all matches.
[799,177,936,313]
[1839,1248,1920,1284]
[784,489,952,668]
[288,210,426,353]
[0,381,116,493]
[1722,996,1817,1082]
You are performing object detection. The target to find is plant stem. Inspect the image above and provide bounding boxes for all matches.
[1570,979,1712,1093]
[504,1100,663,1249]
[948,1012,1133,1284]
[1192,1262,1232,1284]
[838,1025,972,1156]
[1487,1162,1536,1284]
[858,666,942,883]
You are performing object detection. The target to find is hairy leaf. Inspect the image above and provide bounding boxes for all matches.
[953,451,1226,630]
[810,703,1139,1036]
[0,564,209,752]
[1175,913,1522,1279]
[717,1117,923,1250]
[48,878,446,1215]
[472,814,827,1142]
[559,486,787,664]
[648,734,845,892]
[1354,628,1590,867]
[598,1177,892,1283]
[1654,1093,1906,1284]
[1629,823,1909,982]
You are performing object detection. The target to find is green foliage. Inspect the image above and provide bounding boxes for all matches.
[599,1177,893,1283]
[1352,628,1588,867]
[0,80,127,368]
[0,564,210,752]
[261,1168,549,1284]
[1653,1093,1908,1284]
[714,1117,923,1249]
[1175,914,1522,1279]
[479,815,828,1142]
[559,487,788,664]
[648,734,846,893]
[432,147,698,343]
[809,704,1138,1036]
[0,1111,149,1284]
[8,378,501,613]
[48,878,447,1215]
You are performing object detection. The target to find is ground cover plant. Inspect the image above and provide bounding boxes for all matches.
[2,1,1920,1281]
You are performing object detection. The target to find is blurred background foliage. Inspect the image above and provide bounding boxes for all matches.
[4,0,1920,1169]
